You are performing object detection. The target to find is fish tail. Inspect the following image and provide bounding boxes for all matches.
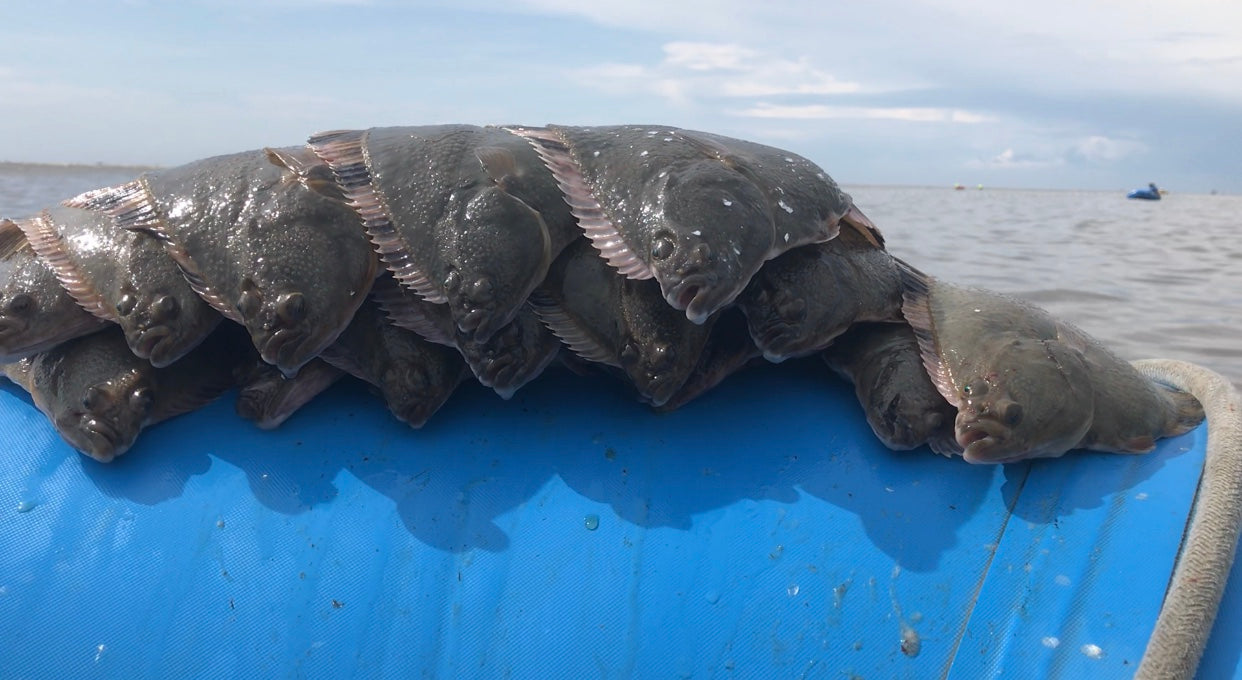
[1158,383,1206,436]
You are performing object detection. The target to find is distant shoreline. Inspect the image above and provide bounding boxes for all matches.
[0,160,163,171]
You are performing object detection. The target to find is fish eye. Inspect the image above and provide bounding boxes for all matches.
[150,294,180,322]
[130,386,153,411]
[82,385,107,412]
[276,292,307,324]
[115,292,138,316]
[1003,402,1024,426]
[962,379,989,399]
[620,339,640,366]
[7,293,35,317]
[650,231,676,261]
[236,288,262,319]
[650,341,675,369]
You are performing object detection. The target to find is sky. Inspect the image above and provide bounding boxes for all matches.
[1,1,1240,192]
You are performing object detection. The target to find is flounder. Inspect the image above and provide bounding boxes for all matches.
[656,308,762,412]
[234,358,344,430]
[309,125,578,342]
[531,238,715,407]
[822,322,955,452]
[737,219,900,362]
[899,261,1205,463]
[68,146,377,377]
[18,204,221,367]
[1,325,240,462]
[318,296,468,427]
[0,219,105,361]
[373,276,560,400]
[507,124,871,324]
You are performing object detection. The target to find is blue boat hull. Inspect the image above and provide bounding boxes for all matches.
[1128,188,1161,200]
[0,359,1234,678]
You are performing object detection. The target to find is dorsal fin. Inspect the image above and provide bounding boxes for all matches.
[264,146,346,202]
[528,289,620,368]
[841,204,885,248]
[502,126,654,281]
[13,213,114,321]
[0,219,30,259]
[895,258,959,408]
[63,179,165,235]
[307,129,446,304]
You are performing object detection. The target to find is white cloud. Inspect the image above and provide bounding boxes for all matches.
[572,41,860,103]
[1070,135,1146,163]
[735,103,992,123]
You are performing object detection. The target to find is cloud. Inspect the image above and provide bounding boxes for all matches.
[1068,135,1146,163]
[735,103,992,123]
[572,41,860,103]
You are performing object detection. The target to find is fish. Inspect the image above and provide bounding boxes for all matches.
[822,322,955,451]
[1,325,240,462]
[317,296,468,427]
[67,146,378,377]
[309,125,578,342]
[17,204,222,367]
[655,308,762,412]
[506,124,779,324]
[0,218,106,362]
[531,238,715,407]
[737,220,901,362]
[234,358,345,430]
[899,261,1205,462]
[373,276,560,400]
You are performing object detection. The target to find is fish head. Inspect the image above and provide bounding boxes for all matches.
[953,338,1093,463]
[234,275,317,376]
[112,282,217,367]
[0,249,100,361]
[52,366,155,463]
[457,312,555,397]
[445,186,552,342]
[378,352,460,428]
[650,162,774,324]
[617,279,711,407]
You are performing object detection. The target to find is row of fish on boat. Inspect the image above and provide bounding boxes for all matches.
[0,124,1204,464]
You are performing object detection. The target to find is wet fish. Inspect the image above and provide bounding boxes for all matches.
[373,277,560,399]
[737,221,901,362]
[0,218,105,361]
[17,204,221,367]
[68,146,377,377]
[508,124,868,324]
[531,238,714,407]
[318,297,468,427]
[656,308,762,412]
[822,322,955,451]
[309,125,578,342]
[1,325,239,462]
[900,262,1205,463]
[234,358,344,430]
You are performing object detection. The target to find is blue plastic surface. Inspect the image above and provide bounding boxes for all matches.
[0,359,1224,678]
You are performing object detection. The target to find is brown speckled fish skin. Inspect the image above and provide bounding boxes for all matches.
[738,223,902,362]
[823,322,955,452]
[0,220,105,361]
[532,238,714,407]
[234,357,344,430]
[900,262,1204,463]
[1,325,239,462]
[75,147,377,377]
[513,125,777,325]
[19,204,221,367]
[310,125,573,343]
[376,278,560,400]
[318,297,467,428]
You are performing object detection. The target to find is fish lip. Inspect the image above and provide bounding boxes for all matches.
[133,326,174,364]
[70,416,125,462]
[957,417,1018,463]
[0,318,28,339]
[259,328,309,375]
[665,275,716,318]
[642,372,679,407]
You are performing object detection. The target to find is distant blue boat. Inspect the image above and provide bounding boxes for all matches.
[1128,185,1162,200]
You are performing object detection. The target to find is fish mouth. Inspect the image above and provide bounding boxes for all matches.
[641,372,680,408]
[66,415,130,462]
[259,328,309,376]
[664,274,727,324]
[133,326,175,365]
[0,317,29,340]
[956,416,1020,464]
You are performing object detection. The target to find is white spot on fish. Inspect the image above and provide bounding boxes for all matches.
[778,200,794,214]
[640,150,648,157]
[722,198,733,207]
[784,233,790,243]
[593,150,600,157]
[1081,643,1104,659]
[784,157,794,162]
[647,130,658,135]
[663,137,673,141]
[1054,574,1071,586]
[732,246,741,255]
[691,230,701,236]
[973,308,982,313]
[1042,636,1060,649]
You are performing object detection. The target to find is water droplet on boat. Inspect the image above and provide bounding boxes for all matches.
[787,584,800,596]
[1081,643,1104,659]
[15,500,36,513]
[584,514,599,531]
[1135,492,1149,500]
[900,625,921,657]
[1042,636,1060,649]
[705,589,720,604]
[1055,574,1071,586]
